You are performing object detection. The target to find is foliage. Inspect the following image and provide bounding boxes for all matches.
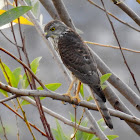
[100,73,112,90]
[86,73,112,102]
[136,0,140,4]
[0,57,62,105]
[52,113,118,140]
[0,6,32,27]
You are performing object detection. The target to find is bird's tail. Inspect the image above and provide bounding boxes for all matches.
[90,87,113,129]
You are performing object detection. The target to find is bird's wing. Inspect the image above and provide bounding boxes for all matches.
[57,30,113,129]
[58,30,105,100]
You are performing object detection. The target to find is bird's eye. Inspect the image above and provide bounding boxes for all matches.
[50,27,55,31]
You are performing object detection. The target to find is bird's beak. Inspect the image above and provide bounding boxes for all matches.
[45,32,50,39]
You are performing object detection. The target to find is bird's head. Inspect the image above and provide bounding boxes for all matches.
[44,20,68,39]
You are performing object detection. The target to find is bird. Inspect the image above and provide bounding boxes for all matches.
[44,20,113,129]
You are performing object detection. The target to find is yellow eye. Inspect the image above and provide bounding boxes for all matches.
[50,27,55,31]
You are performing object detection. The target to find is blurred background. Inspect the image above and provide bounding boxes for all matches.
[0,0,140,139]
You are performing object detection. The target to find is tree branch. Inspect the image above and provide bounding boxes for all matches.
[51,0,76,30]
[85,41,140,53]
[0,81,140,125]
[21,96,97,135]
[39,0,60,20]
[87,0,140,32]
[2,102,48,137]
[101,0,140,94]
[112,0,140,26]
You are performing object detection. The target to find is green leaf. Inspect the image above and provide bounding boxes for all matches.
[94,135,119,140]
[80,83,84,98]
[100,73,112,85]
[25,0,32,6]
[22,57,42,89]
[101,84,107,90]
[32,1,40,18]
[0,89,8,97]
[107,135,119,140]
[30,57,42,74]
[0,6,32,27]
[86,95,93,101]
[69,112,78,123]
[52,120,69,140]
[0,62,16,87]
[20,97,33,106]
[12,67,21,88]
[97,118,107,131]
[37,83,61,91]
[21,83,61,106]
[38,83,62,100]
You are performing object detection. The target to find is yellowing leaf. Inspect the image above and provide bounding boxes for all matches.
[13,16,34,25]
[0,9,33,26]
[137,0,140,4]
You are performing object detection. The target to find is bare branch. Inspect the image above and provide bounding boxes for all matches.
[0,95,17,103]
[21,96,97,135]
[0,30,22,47]
[85,41,140,53]
[0,116,8,140]
[39,0,60,19]
[2,102,48,137]
[112,0,140,26]
[100,0,140,94]
[87,0,140,32]
[0,47,46,89]
[51,0,76,29]
[0,81,140,125]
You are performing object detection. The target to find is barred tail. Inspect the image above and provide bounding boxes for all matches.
[90,88,113,129]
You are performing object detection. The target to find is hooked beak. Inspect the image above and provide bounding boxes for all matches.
[45,32,50,39]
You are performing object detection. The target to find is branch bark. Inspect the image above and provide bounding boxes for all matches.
[39,0,60,20]
[21,96,97,135]
[0,81,140,125]
[112,0,140,26]
[51,0,76,29]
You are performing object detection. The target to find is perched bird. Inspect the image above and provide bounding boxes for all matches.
[44,20,113,129]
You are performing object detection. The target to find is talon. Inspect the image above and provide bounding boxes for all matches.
[72,81,81,107]
[62,92,73,104]
[72,96,81,103]
[62,92,73,100]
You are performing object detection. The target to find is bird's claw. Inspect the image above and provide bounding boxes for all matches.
[62,92,73,104]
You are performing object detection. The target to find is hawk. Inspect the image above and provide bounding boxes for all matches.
[44,20,113,129]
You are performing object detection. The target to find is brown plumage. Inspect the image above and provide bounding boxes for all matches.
[44,20,113,129]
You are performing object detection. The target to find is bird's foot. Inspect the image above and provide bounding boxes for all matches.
[62,92,73,104]
[71,95,81,107]
[72,95,81,103]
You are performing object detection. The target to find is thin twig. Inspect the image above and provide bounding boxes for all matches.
[112,0,140,26]
[0,30,22,47]
[17,99,36,140]
[0,95,17,103]
[85,41,140,53]
[22,96,97,135]
[87,0,140,32]
[14,3,54,137]
[2,102,48,137]
[100,0,140,94]
[0,116,8,140]
[0,47,46,89]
